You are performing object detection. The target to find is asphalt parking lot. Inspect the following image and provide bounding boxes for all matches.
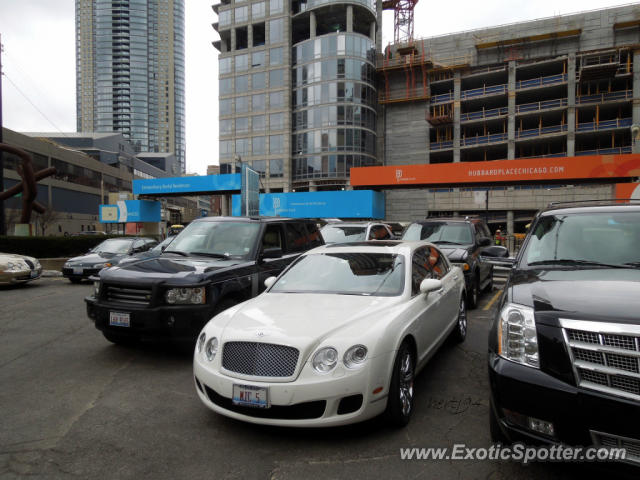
[0,278,617,479]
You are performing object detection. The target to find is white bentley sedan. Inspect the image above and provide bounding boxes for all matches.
[193,241,466,427]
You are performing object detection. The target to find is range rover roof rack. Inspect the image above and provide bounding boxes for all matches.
[545,199,640,210]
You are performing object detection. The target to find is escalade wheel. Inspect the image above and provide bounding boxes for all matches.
[451,297,467,343]
[385,342,415,428]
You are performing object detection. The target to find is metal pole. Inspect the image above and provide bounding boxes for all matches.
[0,34,6,235]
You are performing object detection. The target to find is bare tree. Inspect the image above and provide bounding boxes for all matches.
[36,207,63,236]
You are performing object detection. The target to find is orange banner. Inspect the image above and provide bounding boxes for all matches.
[351,154,640,187]
[616,183,640,199]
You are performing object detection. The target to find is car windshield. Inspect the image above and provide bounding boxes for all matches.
[403,223,473,244]
[92,238,134,254]
[320,225,367,243]
[166,221,261,259]
[270,252,405,296]
[522,211,640,267]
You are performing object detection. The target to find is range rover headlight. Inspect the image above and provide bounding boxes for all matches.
[205,337,218,361]
[93,281,101,297]
[343,345,368,369]
[165,287,206,304]
[497,303,539,368]
[312,347,338,373]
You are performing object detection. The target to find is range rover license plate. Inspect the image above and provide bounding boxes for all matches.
[109,311,130,327]
[73,267,83,275]
[232,384,269,408]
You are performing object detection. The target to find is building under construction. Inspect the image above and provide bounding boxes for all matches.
[376,3,640,229]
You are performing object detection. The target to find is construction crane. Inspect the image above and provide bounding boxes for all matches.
[382,0,419,45]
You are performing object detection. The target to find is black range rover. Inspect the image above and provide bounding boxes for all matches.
[85,217,323,345]
[489,202,640,464]
[402,217,508,308]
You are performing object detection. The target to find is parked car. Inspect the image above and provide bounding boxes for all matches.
[402,217,508,308]
[0,253,42,286]
[117,235,176,266]
[488,201,640,462]
[320,222,395,244]
[385,222,407,237]
[193,240,466,427]
[63,237,158,283]
[85,217,323,346]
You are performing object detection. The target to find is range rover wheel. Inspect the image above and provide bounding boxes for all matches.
[489,398,510,444]
[385,341,415,428]
[450,297,467,343]
[103,331,139,346]
[467,276,479,309]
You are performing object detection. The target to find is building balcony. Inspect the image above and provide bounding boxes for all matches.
[516,124,567,139]
[516,98,567,114]
[576,117,632,133]
[430,140,454,151]
[460,83,507,100]
[575,146,632,156]
[460,107,508,123]
[430,92,453,105]
[516,74,568,90]
[575,90,632,105]
[461,132,507,147]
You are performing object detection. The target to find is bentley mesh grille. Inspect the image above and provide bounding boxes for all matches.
[222,342,299,377]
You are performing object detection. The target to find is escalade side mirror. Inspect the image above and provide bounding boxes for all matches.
[478,237,492,247]
[482,245,509,258]
[261,247,283,260]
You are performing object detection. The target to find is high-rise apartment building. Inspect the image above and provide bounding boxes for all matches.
[76,0,186,173]
[213,0,382,192]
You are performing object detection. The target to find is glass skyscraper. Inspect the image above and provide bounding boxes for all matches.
[76,0,186,173]
[214,0,381,192]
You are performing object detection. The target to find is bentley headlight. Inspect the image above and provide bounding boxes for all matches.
[4,261,25,272]
[165,287,206,304]
[197,332,206,353]
[205,337,218,361]
[312,347,338,373]
[497,303,539,368]
[343,345,368,369]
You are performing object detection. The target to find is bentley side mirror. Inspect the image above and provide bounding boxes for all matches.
[419,278,443,296]
[264,276,277,289]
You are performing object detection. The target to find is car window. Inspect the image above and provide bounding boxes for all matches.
[262,224,285,251]
[168,221,261,259]
[411,247,434,295]
[285,223,309,253]
[428,246,449,279]
[320,225,367,243]
[305,222,323,248]
[403,223,473,244]
[369,225,391,240]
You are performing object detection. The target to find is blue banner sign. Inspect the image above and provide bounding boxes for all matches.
[133,174,241,195]
[100,200,162,223]
[232,190,384,218]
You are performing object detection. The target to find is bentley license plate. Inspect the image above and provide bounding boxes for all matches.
[109,311,130,327]
[232,384,269,408]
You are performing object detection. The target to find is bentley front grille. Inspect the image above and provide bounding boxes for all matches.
[561,319,640,402]
[222,341,299,377]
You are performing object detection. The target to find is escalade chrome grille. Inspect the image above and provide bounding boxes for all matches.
[222,342,299,377]
[561,319,640,402]
[106,285,153,305]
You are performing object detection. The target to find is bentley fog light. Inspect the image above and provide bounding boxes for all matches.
[165,287,206,304]
[197,332,206,353]
[343,345,368,369]
[498,303,539,368]
[205,337,218,361]
[312,347,338,373]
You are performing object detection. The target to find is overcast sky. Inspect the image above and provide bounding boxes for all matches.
[0,0,633,175]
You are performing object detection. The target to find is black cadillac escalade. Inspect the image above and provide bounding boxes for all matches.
[489,201,640,465]
[85,217,323,345]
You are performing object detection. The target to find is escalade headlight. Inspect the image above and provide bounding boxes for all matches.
[497,303,539,368]
[165,287,206,304]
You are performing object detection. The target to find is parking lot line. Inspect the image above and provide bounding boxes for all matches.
[482,290,502,311]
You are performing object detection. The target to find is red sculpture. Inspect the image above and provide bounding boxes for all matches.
[0,143,56,224]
